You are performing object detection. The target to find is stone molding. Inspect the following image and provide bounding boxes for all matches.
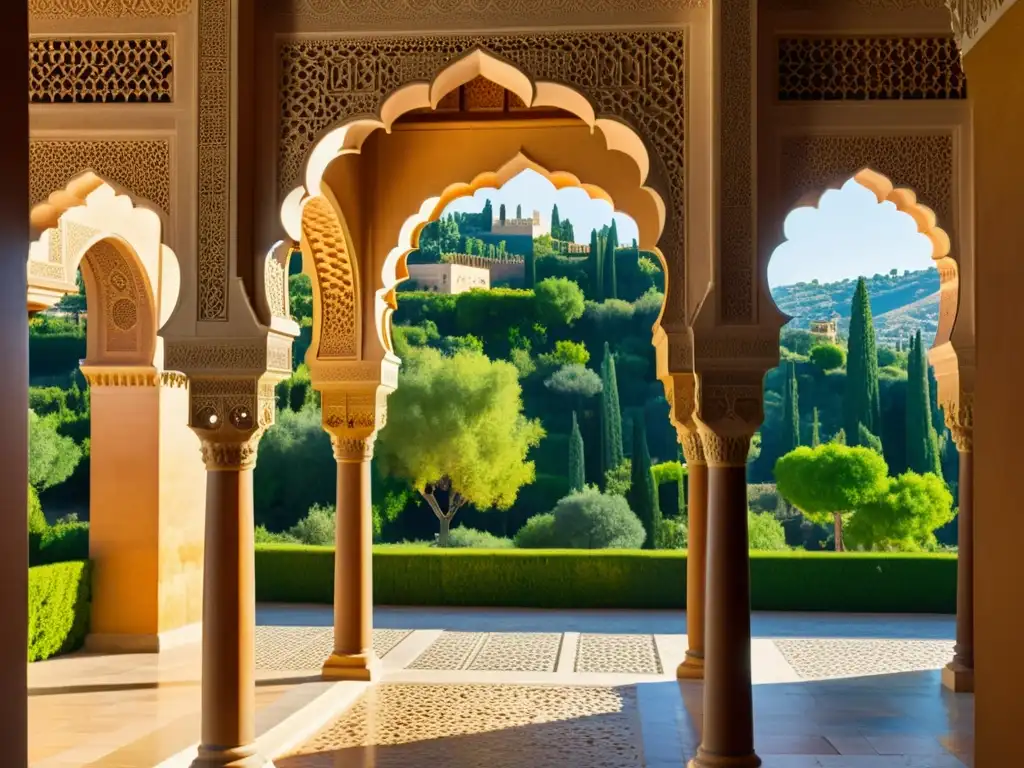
[29,0,192,19]
[946,0,1016,57]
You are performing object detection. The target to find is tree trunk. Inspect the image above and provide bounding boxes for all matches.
[438,516,451,548]
[833,512,844,552]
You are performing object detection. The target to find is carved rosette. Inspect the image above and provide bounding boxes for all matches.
[692,371,765,468]
[944,391,974,453]
[189,376,278,471]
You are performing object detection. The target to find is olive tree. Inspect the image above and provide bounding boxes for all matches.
[774,443,888,551]
[376,347,544,546]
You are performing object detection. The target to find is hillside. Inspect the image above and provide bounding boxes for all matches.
[772,268,940,346]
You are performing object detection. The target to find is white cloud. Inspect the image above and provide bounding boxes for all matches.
[767,178,936,289]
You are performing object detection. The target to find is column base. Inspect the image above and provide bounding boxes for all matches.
[687,748,762,768]
[942,661,975,693]
[322,650,382,681]
[191,744,274,768]
[677,652,705,680]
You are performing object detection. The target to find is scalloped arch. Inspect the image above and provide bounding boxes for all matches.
[770,167,958,349]
[280,48,657,241]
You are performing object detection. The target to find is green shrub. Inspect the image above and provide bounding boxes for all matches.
[549,488,646,549]
[28,484,47,535]
[254,546,957,612]
[447,526,515,549]
[287,503,335,546]
[513,513,557,548]
[34,521,89,566]
[255,525,297,544]
[747,483,779,514]
[748,511,788,551]
[656,518,688,549]
[28,561,91,662]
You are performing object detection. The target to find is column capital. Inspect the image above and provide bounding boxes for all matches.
[330,433,376,463]
[944,391,974,453]
[188,374,278,471]
[319,385,389,462]
[660,372,707,465]
[692,371,764,468]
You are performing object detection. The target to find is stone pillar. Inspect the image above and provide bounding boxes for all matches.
[190,380,274,768]
[321,430,380,681]
[689,373,762,768]
[0,0,29,763]
[678,427,707,680]
[943,399,973,692]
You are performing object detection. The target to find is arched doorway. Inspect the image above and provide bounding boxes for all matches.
[28,175,207,653]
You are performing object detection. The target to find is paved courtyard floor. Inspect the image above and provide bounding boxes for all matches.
[28,606,972,767]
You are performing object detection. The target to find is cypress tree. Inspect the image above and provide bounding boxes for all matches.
[844,277,881,442]
[590,229,604,299]
[627,415,660,549]
[551,204,561,238]
[516,204,522,219]
[906,330,942,476]
[499,203,506,225]
[781,361,800,455]
[568,411,586,492]
[603,220,619,299]
[481,199,493,230]
[600,343,624,476]
[810,407,821,447]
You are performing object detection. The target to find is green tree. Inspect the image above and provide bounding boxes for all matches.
[600,343,625,478]
[544,364,603,400]
[499,203,507,224]
[809,343,846,372]
[626,416,660,549]
[748,511,788,551]
[551,204,561,238]
[589,229,603,299]
[774,443,888,551]
[781,361,801,455]
[28,485,47,535]
[376,347,544,546]
[811,407,821,447]
[538,339,590,368]
[516,204,522,219]
[845,471,954,551]
[535,277,585,327]
[549,488,646,549]
[568,412,586,492]
[857,424,884,454]
[28,410,83,490]
[603,219,619,300]
[844,277,882,442]
[906,330,942,476]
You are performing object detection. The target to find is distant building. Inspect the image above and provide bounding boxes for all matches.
[809,319,838,344]
[408,263,490,294]
[565,242,590,255]
[491,209,541,237]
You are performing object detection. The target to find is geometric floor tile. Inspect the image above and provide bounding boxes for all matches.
[574,634,663,675]
[276,684,644,768]
[466,633,562,672]
[255,626,412,671]
[407,631,487,670]
[772,638,955,681]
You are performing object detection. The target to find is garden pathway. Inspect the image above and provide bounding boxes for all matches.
[28,607,971,767]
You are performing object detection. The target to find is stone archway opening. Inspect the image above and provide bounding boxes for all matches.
[278,51,682,682]
[27,175,207,654]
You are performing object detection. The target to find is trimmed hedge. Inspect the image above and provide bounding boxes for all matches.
[255,546,957,613]
[30,521,90,567]
[29,560,91,662]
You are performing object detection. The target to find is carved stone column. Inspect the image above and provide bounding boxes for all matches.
[322,424,380,681]
[189,377,276,768]
[689,374,763,768]
[679,426,708,680]
[944,394,974,692]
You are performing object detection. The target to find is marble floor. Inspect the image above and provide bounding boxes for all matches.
[28,606,972,767]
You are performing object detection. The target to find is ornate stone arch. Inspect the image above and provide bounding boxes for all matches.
[28,173,181,371]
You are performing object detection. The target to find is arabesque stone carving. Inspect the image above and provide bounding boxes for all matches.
[946,0,1011,52]
[30,38,174,103]
[190,377,278,471]
[29,0,191,18]
[301,197,360,360]
[944,391,974,452]
[693,372,764,467]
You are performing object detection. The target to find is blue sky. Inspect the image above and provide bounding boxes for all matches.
[441,171,936,288]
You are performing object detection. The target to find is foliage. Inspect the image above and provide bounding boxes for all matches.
[447,526,515,549]
[538,339,590,369]
[747,483,779,514]
[289,273,313,324]
[29,410,83,490]
[287,503,336,546]
[29,561,91,662]
[534,277,585,327]
[604,458,632,497]
[33,520,90,566]
[809,343,846,372]
[568,412,586,492]
[28,485,47,535]
[774,443,889,551]
[652,460,686,518]
[844,277,882,441]
[513,513,557,548]
[845,471,954,551]
[626,417,660,549]
[857,424,884,454]
[438,334,484,357]
[748,511,788,551]
[781,361,801,455]
[254,545,957,613]
[509,348,536,378]
[376,347,544,546]
[656,518,688,549]
[276,363,314,412]
[548,488,647,549]
[811,408,821,447]
[544,364,603,399]
[905,330,942,476]
[600,343,625,479]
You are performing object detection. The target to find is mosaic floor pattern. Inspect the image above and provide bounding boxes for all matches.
[773,638,955,681]
[255,626,412,670]
[276,684,644,768]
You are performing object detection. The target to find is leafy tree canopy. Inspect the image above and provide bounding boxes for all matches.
[539,340,590,368]
[845,471,954,551]
[544,364,603,399]
[535,277,585,327]
[29,410,83,491]
[809,343,846,372]
[774,443,888,527]
[549,487,647,549]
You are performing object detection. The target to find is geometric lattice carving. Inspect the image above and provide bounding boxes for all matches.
[197,0,230,321]
[82,239,148,355]
[29,0,192,18]
[30,38,173,103]
[719,0,755,323]
[301,197,360,360]
[29,140,171,214]
[278,31,686,261]
[778,38,966,101]
[778,134,954,232]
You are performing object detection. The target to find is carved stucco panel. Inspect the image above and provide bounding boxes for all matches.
[29,0,192,18]
[30,37,174,104]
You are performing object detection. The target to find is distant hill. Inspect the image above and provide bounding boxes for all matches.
[771,268,940,346]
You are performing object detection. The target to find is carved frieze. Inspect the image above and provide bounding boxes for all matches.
[30,38,174,103]
[777,37,966,101]
[29,0,191,18]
